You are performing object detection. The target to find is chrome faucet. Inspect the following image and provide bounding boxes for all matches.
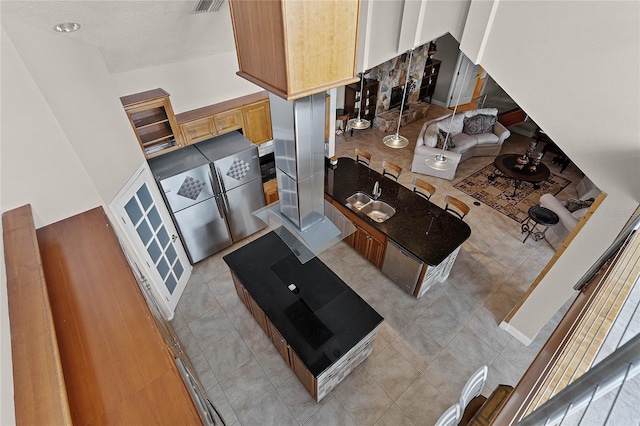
[372,181,382,200]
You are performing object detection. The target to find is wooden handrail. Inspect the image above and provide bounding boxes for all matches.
[2,205,72,425]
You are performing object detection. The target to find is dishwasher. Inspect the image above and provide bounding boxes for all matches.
[381,239,425,295]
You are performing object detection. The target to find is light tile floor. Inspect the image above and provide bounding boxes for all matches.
[172,107,586,425]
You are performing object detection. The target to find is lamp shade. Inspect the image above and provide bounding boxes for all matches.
[383,133,409,149]
[425,152,453,170]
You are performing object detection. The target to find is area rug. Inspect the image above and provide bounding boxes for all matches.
[454,163,571,223]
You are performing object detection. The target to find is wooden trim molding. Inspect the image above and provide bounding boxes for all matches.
[3,205,72,425]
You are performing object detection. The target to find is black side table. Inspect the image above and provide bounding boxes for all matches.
[521,205,559,243]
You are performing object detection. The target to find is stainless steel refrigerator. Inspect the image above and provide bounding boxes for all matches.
[149,145,232,263]
[195,131,267,242]
[148,134,265,264]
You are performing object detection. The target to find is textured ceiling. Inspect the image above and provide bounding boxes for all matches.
[1,0,237,74]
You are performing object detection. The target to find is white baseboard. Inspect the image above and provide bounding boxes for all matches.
[500,320,533,346]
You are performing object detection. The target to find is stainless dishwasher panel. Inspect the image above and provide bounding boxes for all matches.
[381,239,424,295]
[173,197,232,263]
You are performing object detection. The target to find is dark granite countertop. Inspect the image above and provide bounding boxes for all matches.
[223,231,383,377]
[325,157,471,266]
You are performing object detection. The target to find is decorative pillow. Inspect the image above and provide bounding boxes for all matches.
[571,208,589,221]
[563,198,594,213]
[436,130,456,149]
[424,124,439,147]
[465,108,498,117]
[463,114,496,135]
[436,114,464,135]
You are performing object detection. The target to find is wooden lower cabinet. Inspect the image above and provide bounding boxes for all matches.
[353,224,386,268]
[233,274,250,308]
[230,272,376,402]
[331,200,387,268]
[267,319,290,362]
[245,291,270,335]
[263,178,279,204]
[289,347,318,400]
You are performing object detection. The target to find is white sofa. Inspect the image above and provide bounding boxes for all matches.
[539,175,601,241]
[411,108,511,180]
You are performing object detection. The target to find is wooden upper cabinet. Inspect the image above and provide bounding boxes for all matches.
[229,0,361,100]
[121,88,183,159]
[242,99,273,144]
[180,116,217,145]
[214,109,244,134]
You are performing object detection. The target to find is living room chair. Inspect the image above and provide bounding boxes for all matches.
[413,178,436,201]
[382,160,402,181]
[435,403,461,426]
[355,148,371,167]
[459,365,488,424]
[444,195,470,220]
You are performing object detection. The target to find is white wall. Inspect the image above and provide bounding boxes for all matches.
[111,51,264,114]
[418,0,470,46]
[2,20,144,206]
[430,33,461,106]
[1,27,102,227]
[458,0,640,342]
[366,0,406,67]
[364,0,470,68]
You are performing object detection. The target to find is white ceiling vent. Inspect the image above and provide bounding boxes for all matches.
[194,0,225,14]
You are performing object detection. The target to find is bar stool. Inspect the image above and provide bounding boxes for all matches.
[336,108,350,139]
[355,148,371,167]
[413,178,436,200]
[382,160,402,181]
[444,195,470,220]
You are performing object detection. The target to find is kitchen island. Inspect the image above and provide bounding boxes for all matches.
[325,157,471,296]
[223,231,383,402]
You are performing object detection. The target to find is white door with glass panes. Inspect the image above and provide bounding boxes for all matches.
[110,164,191,318]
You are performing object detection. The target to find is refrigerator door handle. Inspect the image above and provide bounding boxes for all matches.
[208,170,225,219]
[215,167,231,214]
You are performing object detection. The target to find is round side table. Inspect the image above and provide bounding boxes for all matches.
[521,205,559,243]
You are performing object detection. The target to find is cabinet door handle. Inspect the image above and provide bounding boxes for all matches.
[171,234,178,242]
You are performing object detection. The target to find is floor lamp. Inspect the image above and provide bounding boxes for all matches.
[348,71,372,131]
[425,61,471,169]
[383,49,414,149]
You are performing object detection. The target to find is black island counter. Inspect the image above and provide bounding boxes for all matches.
[223,231,383,402]
[325,157,471,296]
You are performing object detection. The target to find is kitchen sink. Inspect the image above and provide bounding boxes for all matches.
[361,200,396,223]
[345,192,372,210]
[345,192,396,223]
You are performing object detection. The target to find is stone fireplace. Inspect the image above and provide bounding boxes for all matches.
[389,86,404,110]
[368,43,436,132]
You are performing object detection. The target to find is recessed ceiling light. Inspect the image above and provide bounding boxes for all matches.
[53,22,81,33]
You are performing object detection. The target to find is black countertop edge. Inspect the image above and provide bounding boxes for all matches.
[324,157,471,266]
[223,231,383,377]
